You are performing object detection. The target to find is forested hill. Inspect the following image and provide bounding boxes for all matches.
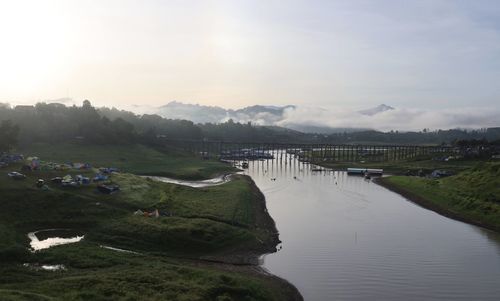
[0,101,308,148]
[0,101,500,150]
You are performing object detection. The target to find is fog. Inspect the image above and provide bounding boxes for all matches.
[277,106,500,132]
[4,99,499,132]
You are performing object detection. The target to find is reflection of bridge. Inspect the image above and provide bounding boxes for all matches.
[164,139,454,163]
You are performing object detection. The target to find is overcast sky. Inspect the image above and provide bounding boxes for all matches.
[1,0,500,112]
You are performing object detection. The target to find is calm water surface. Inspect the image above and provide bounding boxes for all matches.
[243,154,500,301]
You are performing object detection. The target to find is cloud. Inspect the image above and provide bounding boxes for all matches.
[278,106,500,131]
[151,100,500,132]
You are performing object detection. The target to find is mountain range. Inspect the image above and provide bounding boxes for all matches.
[153,101,393,134]
[156,101,296,125]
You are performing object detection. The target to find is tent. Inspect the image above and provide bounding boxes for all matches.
[93,173,108,182]
[97,184,120,194]
[152,209,159,218]
[75,175,90,185]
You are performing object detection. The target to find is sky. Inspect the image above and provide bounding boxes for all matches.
[0,0,499,119]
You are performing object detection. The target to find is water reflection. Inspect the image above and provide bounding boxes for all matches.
[23,263,66,271]
[243,151,500,301]
[143,174,232,188]
[28,229,84,251]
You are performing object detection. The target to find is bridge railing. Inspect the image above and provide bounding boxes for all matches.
[159,139,455,163]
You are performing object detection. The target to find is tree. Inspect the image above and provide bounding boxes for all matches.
[0,120,19,152]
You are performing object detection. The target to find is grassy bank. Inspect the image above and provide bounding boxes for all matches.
[378,162,500,232]
[0,242,299,301]
[0,147,301,300]
[17,143,236,180]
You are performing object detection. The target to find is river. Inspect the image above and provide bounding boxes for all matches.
[242,154,500,301]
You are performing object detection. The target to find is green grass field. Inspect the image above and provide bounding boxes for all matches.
[319,157,483,175]
[0,242,292,301]
[0,146,298,300]
[381,162,500,232]
[17,143,235,180]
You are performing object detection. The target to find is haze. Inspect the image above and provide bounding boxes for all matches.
[1,0,500,121]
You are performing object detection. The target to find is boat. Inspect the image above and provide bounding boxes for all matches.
[311,168,325,172]
[347,168,383,176]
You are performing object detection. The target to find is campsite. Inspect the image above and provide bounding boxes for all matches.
[0,145,301,301]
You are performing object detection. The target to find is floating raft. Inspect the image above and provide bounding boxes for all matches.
[347,168,383,175]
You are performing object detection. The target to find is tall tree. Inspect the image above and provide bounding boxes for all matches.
[0,120,19,152]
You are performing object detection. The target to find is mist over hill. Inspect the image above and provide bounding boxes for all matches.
[2,100,500,147]
[153,101,500,134]
[4,99,500,134]
[154,101,372,133]
[156,101,296,125]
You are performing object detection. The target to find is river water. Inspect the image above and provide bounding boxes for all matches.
[242,155,500,301]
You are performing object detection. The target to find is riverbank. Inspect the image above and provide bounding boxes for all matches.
[376,162,500,233]
[318,158,483,175]
[0,145,302,300]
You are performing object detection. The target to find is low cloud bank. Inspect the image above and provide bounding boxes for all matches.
[153,103,500,131]
[4,99,499,132]
[275,106,500,132]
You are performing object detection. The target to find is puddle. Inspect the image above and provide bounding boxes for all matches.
[23,263,66,271]
[41,264,66,271]
[143,174,232,188]
[28,229,84,251]
[99,245,141,254]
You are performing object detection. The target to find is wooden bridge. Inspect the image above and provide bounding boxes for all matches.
[162,139,454,163]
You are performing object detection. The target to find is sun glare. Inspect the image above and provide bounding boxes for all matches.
[0,1,71,97]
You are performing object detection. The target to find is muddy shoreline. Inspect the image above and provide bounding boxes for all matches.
[199,174,304,300]
[375,177,500,234]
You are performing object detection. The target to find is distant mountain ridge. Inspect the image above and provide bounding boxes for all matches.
[154,101,396,134]
[282,124,371,134]
[156,101,295,125]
